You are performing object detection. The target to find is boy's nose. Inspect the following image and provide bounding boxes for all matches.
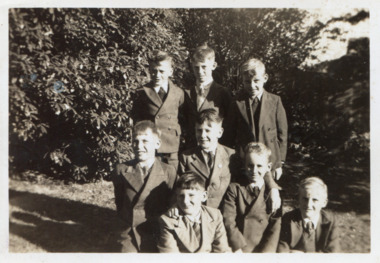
[307,198,313,208]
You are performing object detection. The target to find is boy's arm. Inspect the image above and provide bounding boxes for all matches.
[112,164,125,215]
[212,210,232,253]
[276,97,288,167]
[258,208,282,252]
[157,216,180,253]
[264,172,282,212]
[222,185,247,251]
[220,101,237,148]
[277,213,291,253]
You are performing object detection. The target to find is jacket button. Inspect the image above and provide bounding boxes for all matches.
[268,128,271,131]
[259,219,263,223]
[156,116,160,119]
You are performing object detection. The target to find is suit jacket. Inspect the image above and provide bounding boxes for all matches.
[179,143,238,209]
[131,80,185,154]
[222,182,281,252]
[158,205,231,253]
[222,90,288,169]
[183,81,232,148]
[277,209,340,253]
[112,158,177,252]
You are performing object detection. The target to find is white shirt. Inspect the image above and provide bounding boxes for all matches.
[185,211,201,225]
[196,80,213,109]
[138,158,155,177]
[303,214,320,230]
[201,148,217,165]
[154,82,169,94]
[251,92,263,102]
[249,180,264,190]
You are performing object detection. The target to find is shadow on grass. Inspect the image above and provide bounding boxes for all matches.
[9,189,123,252]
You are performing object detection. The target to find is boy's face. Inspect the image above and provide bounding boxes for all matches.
[149,60,173,87]
[299,186,327,220]
[242,68,268,98]
[191,58,217,84]
[195,121,223,152]
[132,128,161,162]
[244,152,272,185]
[177,188,207,216]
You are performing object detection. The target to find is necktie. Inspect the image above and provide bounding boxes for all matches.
[193,222,201,242]
[158,87,166,102]
[250,186,260,197]
[305,221,314,235]
[207,152,214,170]
[252,97,260,139]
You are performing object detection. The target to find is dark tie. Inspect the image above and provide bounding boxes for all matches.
[305,221,314,235]
[252,97,259,114]
[193,222,201,242]
[250,186,260,197]
[251,97,260,139]
[158,87,166,102]
[207,152,214,171]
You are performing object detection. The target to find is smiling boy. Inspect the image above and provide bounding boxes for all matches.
[222,142,281,252]
[158,173,231,253]
[277,177,340,253]
[112,120,176,252]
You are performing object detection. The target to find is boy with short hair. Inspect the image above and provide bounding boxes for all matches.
[131,50,184,169]
[183,44,232,148]
[222,142,281,253]
[277,177,340,253]
[179,108,281,211]
[158,173,231,253]
[112,120,176,252]
[222,58,288,181]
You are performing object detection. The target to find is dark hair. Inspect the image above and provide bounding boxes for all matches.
[192,43,215,62]
[244,142,271,162]
[176,172,206,191]
[149,50,173,65]
[133,120,161,138]
[196,108,223,125]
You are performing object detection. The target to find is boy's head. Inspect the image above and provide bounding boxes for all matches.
[132,120,161,163]
[176,173,207,216]
[148,50,173,88]
[244,142,272,185]
[195,109,223,152]
[241,58,268,98]
[298,177,328,220]
[191,44,217,84]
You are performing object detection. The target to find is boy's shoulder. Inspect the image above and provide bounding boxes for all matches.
[115,158,175,175]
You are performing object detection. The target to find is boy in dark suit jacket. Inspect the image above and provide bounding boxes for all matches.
[183,44,232,148]
[222,142,281,253]
[222,58,287,181]
[112,120,177,252]
[131,50,184,169]
[179,108,281,211]
[277,177,340,253]
[158,173,231,253]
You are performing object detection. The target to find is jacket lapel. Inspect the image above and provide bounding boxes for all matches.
[199,81,216,111]
[197,206,215,252]
[173,216,200,253]
[245,184,266,216]
[189,148,210,179]
[290,210,304,248]
[207,144,226,190]
[121,162,144,193]
[236,98,252,129]
[185,86,198,109]
[258,90,275,132]
[143,84,162,108]
[158,80,175,114]
[316,211,332,251]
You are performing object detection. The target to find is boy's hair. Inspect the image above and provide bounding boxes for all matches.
[149,50,173,65]
[241,58,266,73]
[133,120,161,138]
[176,172,206,191]
[192,43,215,62]
[299,177,328,200]
[244,142,271,162]
[196,108,223,125]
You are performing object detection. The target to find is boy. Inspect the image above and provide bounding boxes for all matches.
[158,173,231,253]
[183,44,232,148]
[222,142,281,253]
[277,177,340,253]
[112,120,176,252]
[222,58,288,181]
[179,108,281,211]
[131,50,184,169]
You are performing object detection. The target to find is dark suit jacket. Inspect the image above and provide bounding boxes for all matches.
[158,205,231,253]
[131,80,185,154]
[222,182,281,252]
[112,158,177,252]
[179,143,238,209]
[183,81,232,148]
[222,90,288,169]
[277,209,340,253]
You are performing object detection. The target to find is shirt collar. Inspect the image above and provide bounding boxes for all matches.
[250,92,263,101]
[303,214,320,230]
[249,180,264,190]
[201,147,217,158]
[153,82,169,93]
[185,211,201,224]
[138,158,155,171]
[196,79,213,91]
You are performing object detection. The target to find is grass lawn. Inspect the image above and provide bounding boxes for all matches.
[9,163,370,253]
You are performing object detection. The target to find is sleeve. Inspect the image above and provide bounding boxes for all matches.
[130,89,142,124]
[258,208,282,252]
[221,184,247,251]
[112,164,125,215]
[178,152,187,175]
[276,97,288,165]
[264,171,280,190]
[323,214,341,253]
[220,101,237,148]
[157,216,180,253]
[212,210,232,253]
[277,213,292,253]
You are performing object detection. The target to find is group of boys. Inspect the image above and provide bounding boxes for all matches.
[112,45,340,253]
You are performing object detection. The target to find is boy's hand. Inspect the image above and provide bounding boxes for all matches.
[234,249,243,253]
[166,207,180,219]
[274,167,283,180]
[268,188,281,213]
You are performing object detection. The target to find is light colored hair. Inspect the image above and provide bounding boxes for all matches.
[244,142,271,163]
[299,177,328,200]
[192,43,215,62]
[133,120,161,139]
[241,58,266,73]
[149,50,173,65]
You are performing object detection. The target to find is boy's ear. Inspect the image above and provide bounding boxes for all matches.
[212,62,217,70]
[201,191,208,202]
[267,161,272,171]
[217,126,224,138]
[322,198,328,208]
[168,66,174,77]
[155,138,161,150]
[263,73,269,83]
